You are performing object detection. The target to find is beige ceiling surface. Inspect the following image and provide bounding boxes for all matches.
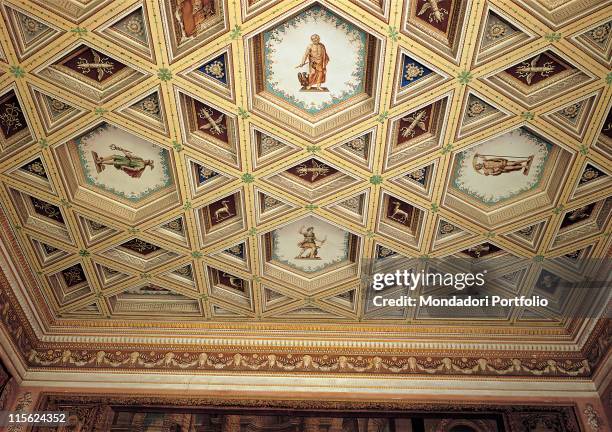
[0,0,610,377]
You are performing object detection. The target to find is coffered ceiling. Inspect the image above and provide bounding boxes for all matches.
[0,0,610,379]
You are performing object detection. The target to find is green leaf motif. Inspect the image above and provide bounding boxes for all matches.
[191,251,203,259]
[237,107,249,119]
[241,173,255,183]
[307,145,321,153]
[94,107,107,116]
[370,175,383,185]
[70,27,87,36]
[183,200,192,210]
[533,255,545,262]
[606,72,612,85]
[79,249,90,257]
[544,32,561,42]
[457,70,472,85]
[157,68,172,81]
[230,25,242,39]
[38,138,48,149]
[387,26,399,41]
[305,204,318,211]
[376,111,388,123]
[521,111,535,120]
[579,145,589,156]
[441,144,453,154]
[9,65,25,78]
[430,203,439,213]
[248,227,258,236]
[553,204,565,215]
[172,140,183,152]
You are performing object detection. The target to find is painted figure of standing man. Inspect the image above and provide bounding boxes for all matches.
[296,34,330,91]
[92,145,154,178]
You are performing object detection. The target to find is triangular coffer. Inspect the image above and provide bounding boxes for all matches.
[375,244,398,260]
[29,237,70,268]
[329,129,376,170]
[180,47,234,102]
[115,88,169,137]
[93,262,131,289]
[323,191,369,227]
[324,289,357,313]
[262,286,298,312]
[255,189,299,225]
[160,264,196,289]
[391,51,449,106]
[95,4,155,62]
[456,90,512,140]
[432,218,475,251]
[390,162,437,200]
[570,20,611,68]
[147,215,190,248]
[543,92,601,141]
[76,215,119,247]
[208,241,251,272]
[474,7,536,67]
[187,157,233,198]
[109,284,202,317]
[503,220,547,253]
[283,304,342,319]
[251,128,300,170]
[28,86,87,135]
[212,305,242,317]
[63,300,105,318]
[571,162,610,201]
[7,155,55,195]
[3,5,62,61]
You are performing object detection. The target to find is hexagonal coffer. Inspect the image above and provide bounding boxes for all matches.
[260,215,361,293]
[443,127,574,228]
[245,3,384,142]
[54,122,180,224]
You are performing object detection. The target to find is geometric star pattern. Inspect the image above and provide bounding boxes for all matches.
[0,0,610,379]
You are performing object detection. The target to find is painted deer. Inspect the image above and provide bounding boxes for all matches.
[214,200,232,221]
[390,201,409,224]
